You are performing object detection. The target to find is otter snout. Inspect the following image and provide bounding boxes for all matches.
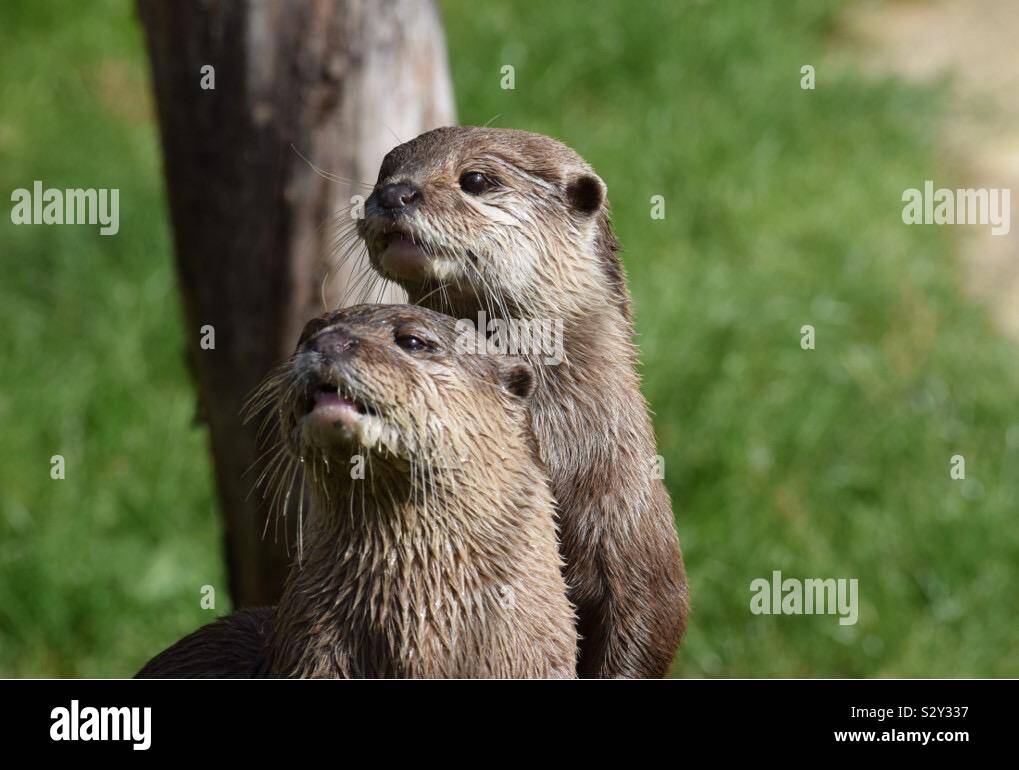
[309,329,358,361]
[376,182,421,211]
[293,327,380,450]
[361,183,438,283]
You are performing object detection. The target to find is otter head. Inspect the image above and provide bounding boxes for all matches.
[272,304,536,486]
[357,126,625,319]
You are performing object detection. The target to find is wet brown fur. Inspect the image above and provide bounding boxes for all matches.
[139,304,576,678]
[357,127,689,678]
[137,607,272,678]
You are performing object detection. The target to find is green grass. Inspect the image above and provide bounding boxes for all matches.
[0,0,224,676]
[2,0,1018,676]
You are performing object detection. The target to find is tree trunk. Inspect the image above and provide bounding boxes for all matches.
[137,0,456,607]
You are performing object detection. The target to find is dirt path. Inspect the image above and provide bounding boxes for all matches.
[841,0,1019,339]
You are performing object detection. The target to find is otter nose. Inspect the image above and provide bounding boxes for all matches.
[312,329,358,360]
[376,182,420,211]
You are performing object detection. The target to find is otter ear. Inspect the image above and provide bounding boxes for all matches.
[565,173,604,217]
[498,358,535,401]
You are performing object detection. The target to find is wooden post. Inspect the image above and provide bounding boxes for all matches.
[137,0,456,606]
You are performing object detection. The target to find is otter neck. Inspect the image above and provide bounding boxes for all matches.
[416,291,653,499]
[266,453,554,677]
[417,289,640,415]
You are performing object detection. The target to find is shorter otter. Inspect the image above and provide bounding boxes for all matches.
[139,304,576,678]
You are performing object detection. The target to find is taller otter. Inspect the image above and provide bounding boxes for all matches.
[357,127,689,678]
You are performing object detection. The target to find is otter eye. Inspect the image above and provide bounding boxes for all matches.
[395,333,428,352]
[459,171,493,195]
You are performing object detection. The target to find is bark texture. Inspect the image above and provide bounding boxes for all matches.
[137,0,456,606]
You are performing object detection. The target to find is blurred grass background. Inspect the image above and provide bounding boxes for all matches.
[2,0,1017,676]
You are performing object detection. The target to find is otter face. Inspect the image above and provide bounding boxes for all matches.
[357,127,615,316]
[275,304,534,470]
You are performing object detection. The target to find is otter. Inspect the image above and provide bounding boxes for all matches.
[139,304,576,678]
[354,126,688,678]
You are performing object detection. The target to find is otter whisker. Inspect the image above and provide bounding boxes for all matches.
[373,275,391,305]
[412,279,455,308]
[245,439,285,484]
[324,234,372,308]
[253,442,290,500]
[296,465,306,566]
[261,453,293,541]
[289,143,376,190]
[339,257,381,308]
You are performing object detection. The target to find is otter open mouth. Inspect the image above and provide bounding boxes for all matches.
[377,230,432,281]
[306,383,377,418]
[367,223,472,300]
[301,377,397,455]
